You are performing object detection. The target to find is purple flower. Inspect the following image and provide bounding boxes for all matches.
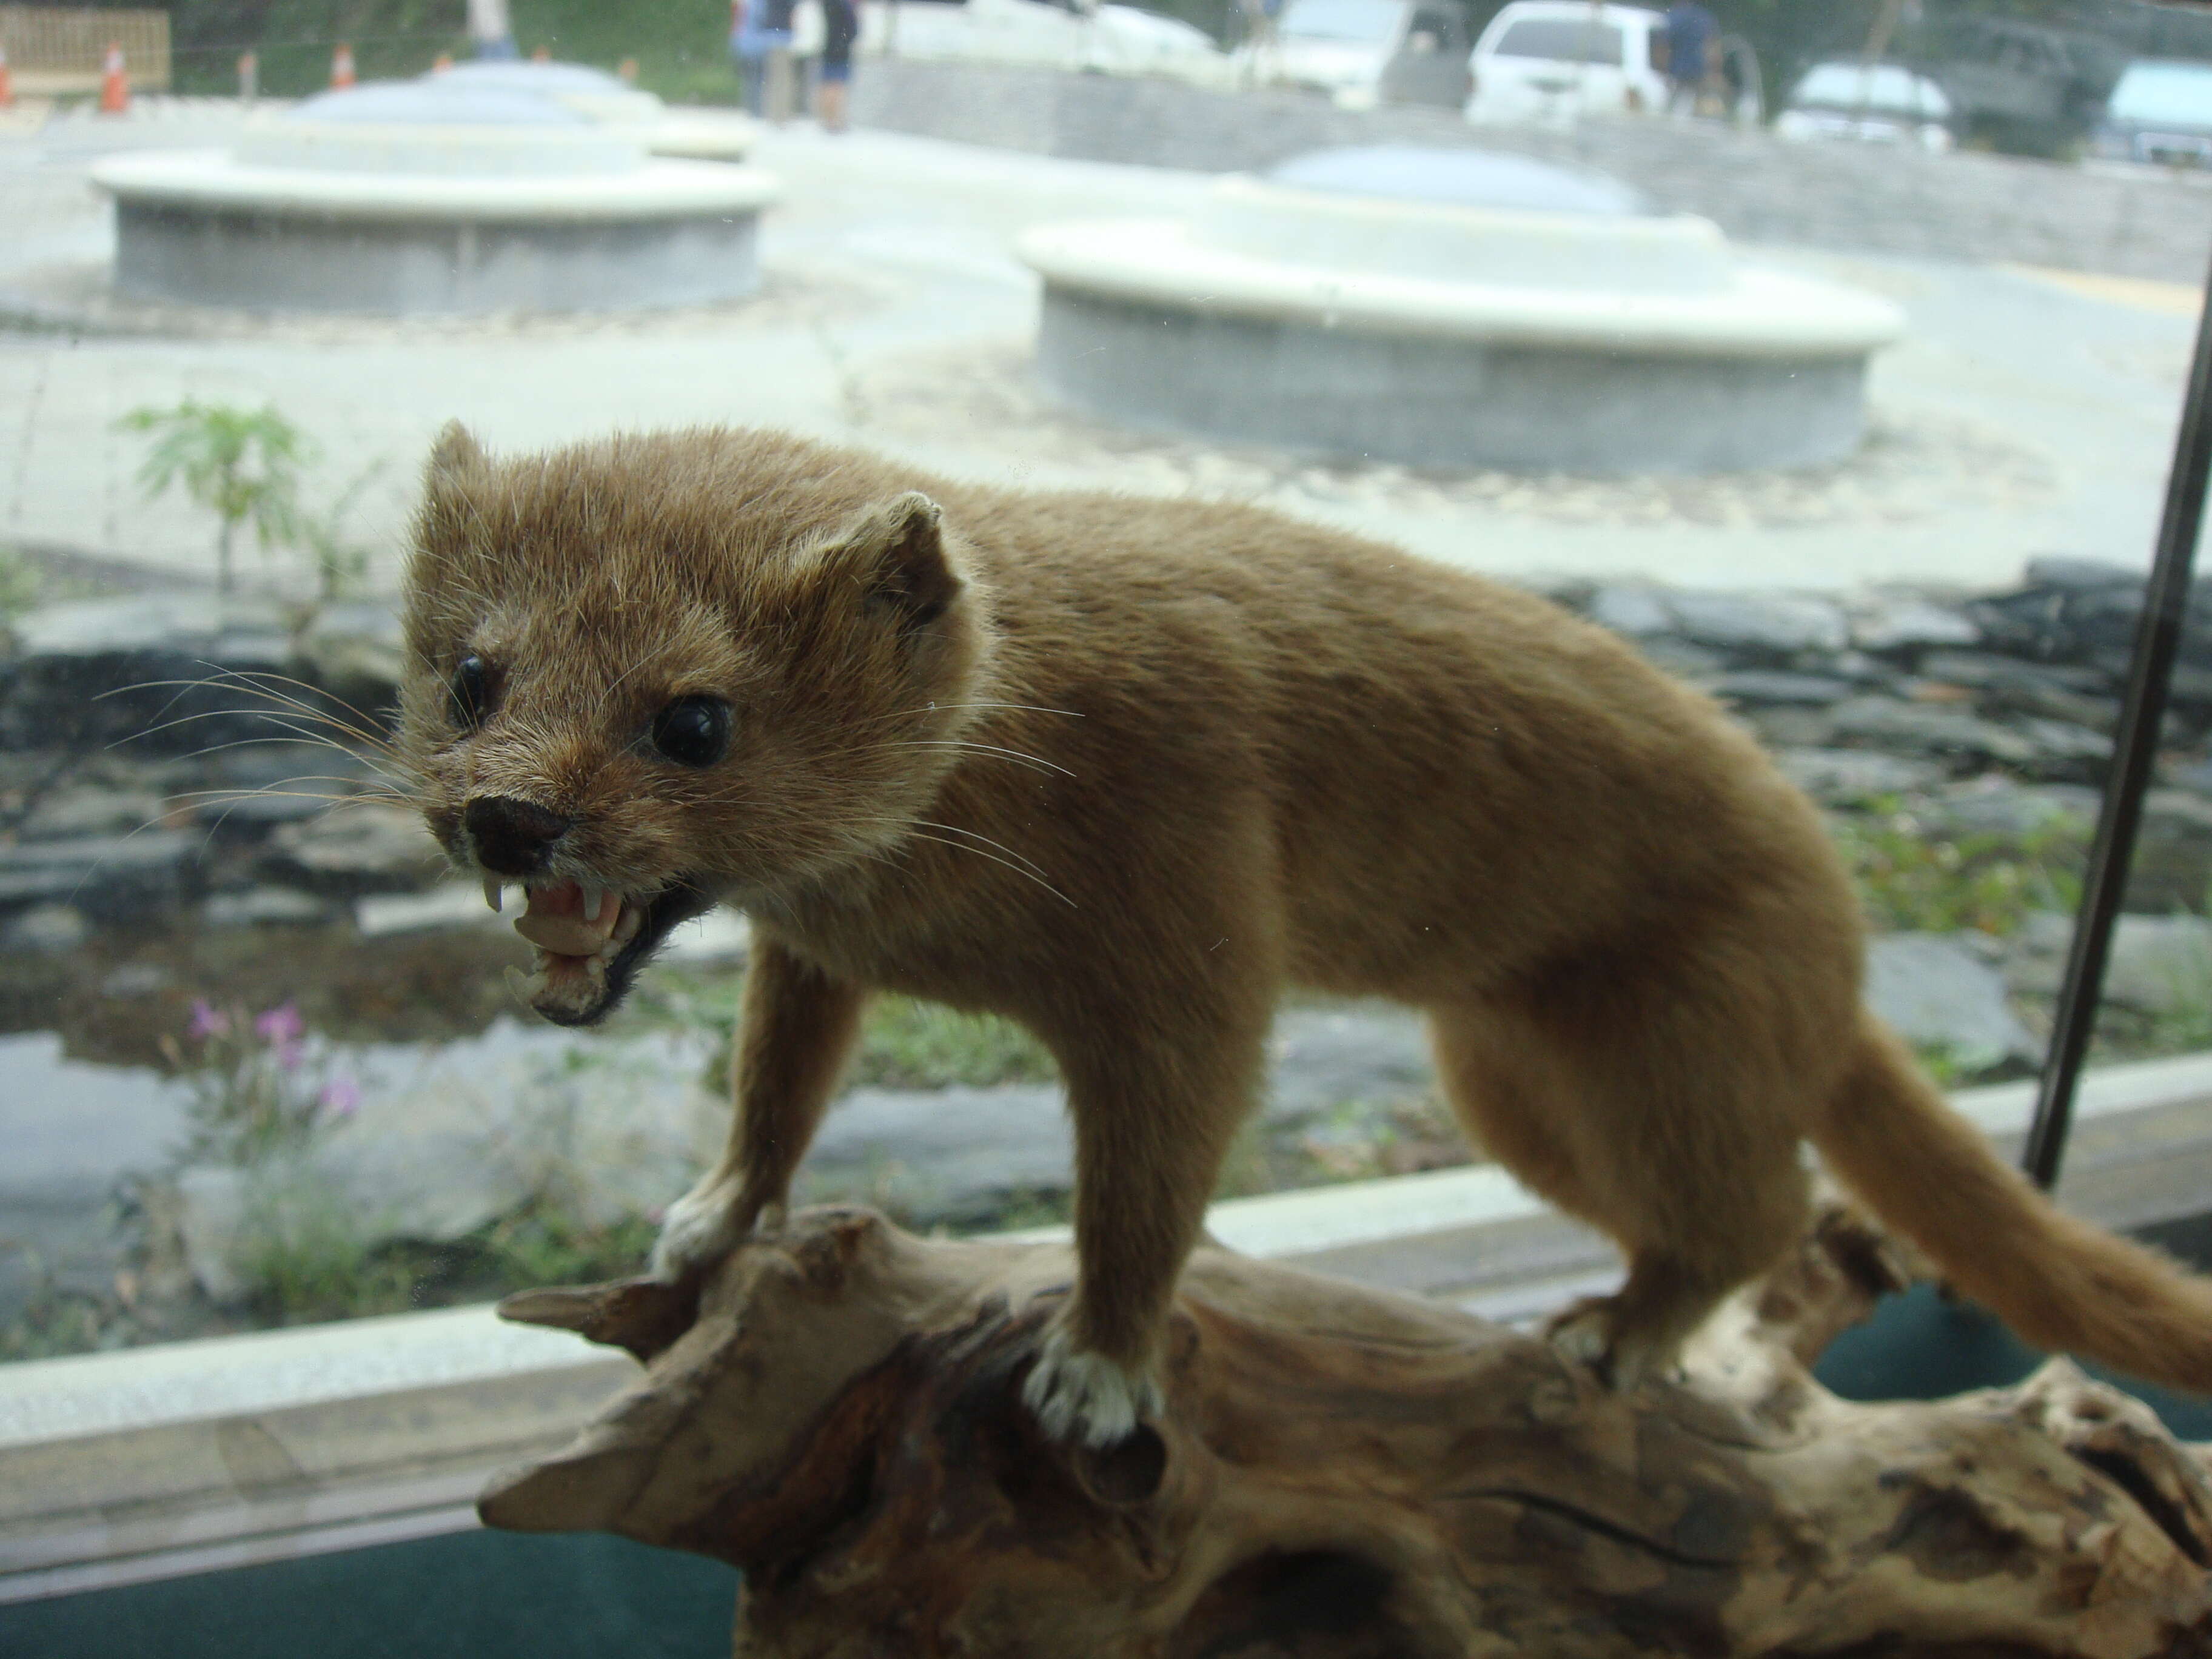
[253,1002,306,1047]
[317,1077,361,1120]
[187,1000,231,1040]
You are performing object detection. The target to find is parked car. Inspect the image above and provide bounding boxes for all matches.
[1775,61,1954,152]
[863,0,1230,85]
[2092,59,2212,167]
[1923,15,2119,157]
[1232,0,1472,110]
[1464,0,1665,126]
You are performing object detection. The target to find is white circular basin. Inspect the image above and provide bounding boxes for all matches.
[1016,146,1907,473]
[89,78,781,315]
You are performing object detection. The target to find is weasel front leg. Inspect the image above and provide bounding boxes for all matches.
[1022,1010,1266,1447]
[651,937,865,1281]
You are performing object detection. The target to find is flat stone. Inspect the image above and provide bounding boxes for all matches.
[1715,670,1852,706]
[0,831,201,921]
[1632,637,1729,679]
[802,1085,1073,1227]
[1851,597,1980,654]
[1666,591,1849,657]
[1999,909,2076,999]
[1828,697,2037,765]
[303,1021,720,1242]
[354,882,504,937]
[1864,932,2038,1068]
[1740,706,1838,749]
[1,594,300,756]
[1586,585,1675,637]
[1264,1004,1435,1126]
[2100,915,2212,1015]
[1916,649,2110,695]
[0,900,90,953]
[2014,717,2113,779]
[99,962,173,999]
[1928,780,2096,839]
[201,886,335,929]
[16,785,169,841]
[2024,556,2138,591]
[1772,747,1945,802]
[266,801,446,896]
[2127,789,2212,914]
[1917,650,2117,731]
[174,1165,253,1303]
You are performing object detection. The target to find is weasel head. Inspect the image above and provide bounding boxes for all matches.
[397,423,990,1025]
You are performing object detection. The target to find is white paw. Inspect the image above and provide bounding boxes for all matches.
[1019,1323,1163,1447]
[649,1179,777,1282]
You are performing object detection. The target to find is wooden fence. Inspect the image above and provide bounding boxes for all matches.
[0,7,170,94]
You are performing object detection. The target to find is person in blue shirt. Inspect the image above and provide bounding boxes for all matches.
[731,0,796,115]
[1661,0,1717,114]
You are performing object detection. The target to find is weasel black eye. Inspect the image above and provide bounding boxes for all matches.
[651,696,731,768]
[450,654,496,730]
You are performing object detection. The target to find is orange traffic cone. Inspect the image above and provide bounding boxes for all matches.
[330,42,356,88]
[98,41,129,114]
[431,52,454,73]
[0,45,14,110]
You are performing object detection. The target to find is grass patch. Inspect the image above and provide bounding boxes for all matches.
[235,1195,662,1328]
[1834,798,2087,937]
[624,965,1058,1093]
[848,996,1058,1090]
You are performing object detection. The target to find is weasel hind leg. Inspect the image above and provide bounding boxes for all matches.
[1429,956,1837,1387]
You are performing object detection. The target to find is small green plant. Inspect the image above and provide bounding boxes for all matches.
[848,996,1059,1090]
[118,400,312,595]
[159,1000,360,1167]
[295,462,384,604]
[1834,799,2088,937]
[0,542,38,622]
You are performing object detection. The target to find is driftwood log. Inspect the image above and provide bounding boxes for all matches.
[480,1204,2212,1657]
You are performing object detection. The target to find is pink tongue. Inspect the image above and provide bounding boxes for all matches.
[529,880,584,917]
[514,881,615,958]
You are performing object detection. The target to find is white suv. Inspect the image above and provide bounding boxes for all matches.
[1465,1,1667,126]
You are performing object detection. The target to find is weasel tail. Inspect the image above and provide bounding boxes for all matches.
[1816,1017,2212,1393]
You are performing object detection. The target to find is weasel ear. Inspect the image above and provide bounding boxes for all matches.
[426,421,486,490]
[841,491,959,629]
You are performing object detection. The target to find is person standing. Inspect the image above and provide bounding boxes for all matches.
[1660,0,1716,115]
[816,0,860,132]
[468,0,518,59]
[733,0,797,118]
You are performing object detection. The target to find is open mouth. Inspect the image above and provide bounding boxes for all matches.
[501,876,717,1027]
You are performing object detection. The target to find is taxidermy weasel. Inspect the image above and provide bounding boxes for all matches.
[400,422,2212,1446]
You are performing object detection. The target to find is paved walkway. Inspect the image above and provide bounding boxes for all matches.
[0,116,2198,597]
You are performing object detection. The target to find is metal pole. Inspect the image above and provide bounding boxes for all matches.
[2022,242,2212,1189]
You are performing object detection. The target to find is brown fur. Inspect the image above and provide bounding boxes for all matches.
[400,423,2212,1437]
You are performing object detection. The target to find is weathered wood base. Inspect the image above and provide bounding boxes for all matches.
[480,1205,2212,1657]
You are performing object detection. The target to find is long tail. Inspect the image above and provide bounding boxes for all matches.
[1813,1017,2212,1395]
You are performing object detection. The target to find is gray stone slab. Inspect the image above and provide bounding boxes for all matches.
[1865,932,2039,1067]
[1034,286,1874,474]
[112,200,763,316]
[0,831,201,920]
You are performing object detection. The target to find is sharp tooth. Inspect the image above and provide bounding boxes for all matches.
[483,878,503,913]
[580,883,608,924]
[612,904,643,944]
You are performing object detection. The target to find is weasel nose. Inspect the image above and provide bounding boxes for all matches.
[464,796,575,877]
